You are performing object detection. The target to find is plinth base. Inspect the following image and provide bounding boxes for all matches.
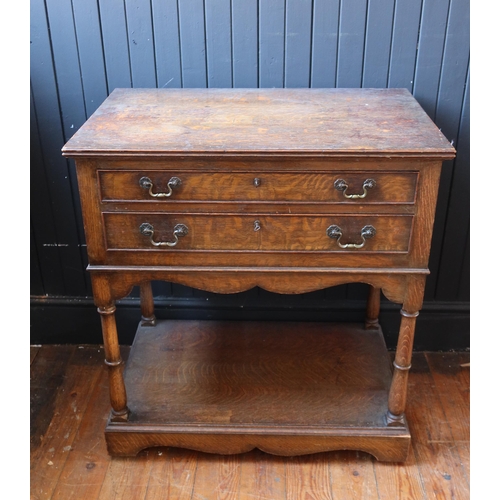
[105,320,410,461]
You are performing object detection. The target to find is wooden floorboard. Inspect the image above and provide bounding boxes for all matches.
[31,346,104,500]
[30,346,470,500]
[405,354,470,500]
[31,345,76,459]
[31,345,41,365]
[239,450,286,500]
[143,448,198,500]
[328,451,378,499]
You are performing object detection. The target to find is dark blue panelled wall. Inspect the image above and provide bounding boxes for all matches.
[30,0,470,349]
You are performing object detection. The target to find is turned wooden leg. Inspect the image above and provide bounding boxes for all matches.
[98,304,130,422]
[386,276,425,426]
[140,282,156,326]
[365,286,381,329]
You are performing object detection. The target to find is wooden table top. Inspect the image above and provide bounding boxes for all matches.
[62,88,455,158]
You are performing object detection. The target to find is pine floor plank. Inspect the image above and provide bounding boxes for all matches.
[285,453,334,500]
[143,448,198,500]
[31,345,41,365]
[97,454,155,500]
[30,349,470,500]
[31,347,105,500]
[190,453,242,500]
[456,357,471,396]
[51,366,110,500]
[426,352,470,492]
[328,451,379,499]
[238,450,286,500]
[426,352,470,442]
[412,442,470,500]
[50,346,132,500]
[372,446,426,500]
[454,442,470,486]
[406,354,470,500]
[30,346,105,500]
[31,345,76,458]
[90,349,159,500]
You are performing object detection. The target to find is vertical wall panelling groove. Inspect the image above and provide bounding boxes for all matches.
[259,0,285,88]
[229,0,234,88]
[124,0,158,88]
[336,0,368,88]
[31,0,88,296]
[95,0,110,96]
[362,0,396,88]
[257,0,260,87]
[72,0,109,116]
[178,0,208,88]
[176,0,184,87]
[205,0,233,88]
[334,0,342,87]
[458,223,469,302]
[422,0,469,298]
[412,0,450,120]
[69,0,86,116]
[122,0,134,87]
[387,0,422,91]
[232,0,258,88]
[361,0,370,86]
[310,0,340,89]
[411,0,424,95]
[433,0,454,120]
[384,0,397,88]
[412,0,451,298]
[203,0,209,88]
[46,0,92,295]
[150,0,159,87]
[151,0,182,88]
[282,0,287,89]
[45,0,88,138]
[30,84,65,295]
[284,0,313,88]
[230,0,234,87]
[31,222,44,296]
[308,0,315,88]
[435,63,470,300]
[98,0,133,91]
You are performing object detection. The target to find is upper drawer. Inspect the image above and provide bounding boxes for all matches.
[98,170,418,204]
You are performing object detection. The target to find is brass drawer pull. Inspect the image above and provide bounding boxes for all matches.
[139,176,182,198]
[139,223,188,247]
[326,224,376,249]
[334,178,376,199]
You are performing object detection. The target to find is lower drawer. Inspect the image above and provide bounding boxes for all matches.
[103,213,413,253]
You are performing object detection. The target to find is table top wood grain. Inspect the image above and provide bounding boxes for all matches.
[62,88,455,158]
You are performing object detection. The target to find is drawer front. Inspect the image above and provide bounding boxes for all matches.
[103,213,413,253]
[99,170,417,204]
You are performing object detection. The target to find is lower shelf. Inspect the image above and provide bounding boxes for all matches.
[105,319,410,461]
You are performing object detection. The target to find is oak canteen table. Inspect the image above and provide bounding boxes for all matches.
[62,88,455,461]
